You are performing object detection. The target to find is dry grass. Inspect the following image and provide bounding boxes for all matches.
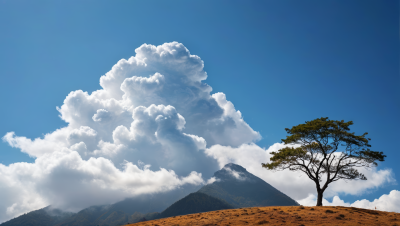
[126,206,400,226]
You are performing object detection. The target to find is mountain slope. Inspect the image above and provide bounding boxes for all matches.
[0,207,74,226]
[56,205,112,226]
[198,163,299,207]
[155,163,298,218]
[51,184,201,226]
[160,192,234,218]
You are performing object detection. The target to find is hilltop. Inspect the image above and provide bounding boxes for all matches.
[127,205,400,226]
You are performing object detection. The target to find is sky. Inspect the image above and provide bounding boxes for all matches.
[0,0,399,223]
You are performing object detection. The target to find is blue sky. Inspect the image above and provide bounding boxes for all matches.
[0,0,398,220]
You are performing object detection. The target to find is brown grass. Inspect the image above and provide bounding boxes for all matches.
[126,206,400,226]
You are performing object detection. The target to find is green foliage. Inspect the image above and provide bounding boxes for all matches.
[262,117,386,206]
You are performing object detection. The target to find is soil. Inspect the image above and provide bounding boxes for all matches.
[126,206,400,226]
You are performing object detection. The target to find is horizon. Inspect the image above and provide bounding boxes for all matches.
[0,0,399,223]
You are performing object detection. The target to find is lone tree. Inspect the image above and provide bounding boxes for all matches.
[262,117,386,206]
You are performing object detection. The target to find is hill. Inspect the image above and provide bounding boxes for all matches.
[127,205,400,226]
[198,163,299,207]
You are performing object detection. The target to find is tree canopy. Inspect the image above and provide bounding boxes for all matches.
[262,117,386,206]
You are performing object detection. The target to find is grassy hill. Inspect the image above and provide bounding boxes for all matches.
[127,205,400,226]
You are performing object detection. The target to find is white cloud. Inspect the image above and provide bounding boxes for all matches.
[222,165,247,181]
[297,194,351,207]
[3,128,70,158]
[92,109,111,122]
[351,190,400,212]
[206,177,220,184]
[298,190,400,213]
[0,148,205,221]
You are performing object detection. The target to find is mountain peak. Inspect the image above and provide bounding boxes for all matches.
[200,163,299,208]
[222,163,247,173]
[213,163,250,181]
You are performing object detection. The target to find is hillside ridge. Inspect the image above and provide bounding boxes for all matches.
[127,205,400,226]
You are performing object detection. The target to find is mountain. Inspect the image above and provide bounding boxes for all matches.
[1,205,161,226]
[56,205,160,226]
[52,186,200,226]
[0,206,74,226]
[56,205,118,226]
[145,163,298,218]
[0,163,298,226]
[159,192,234,218]
[198,163,299,207]
[0,188,198,226]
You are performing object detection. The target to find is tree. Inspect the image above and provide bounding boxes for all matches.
[262,117,386,206]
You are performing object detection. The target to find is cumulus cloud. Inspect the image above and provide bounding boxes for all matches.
[0,42,259,222]
[298,190,400,212]
[92,109,111,122]
[297,194,351,207]
[351,190,400,212]
[0,42,395,223]
[0,149,204,221]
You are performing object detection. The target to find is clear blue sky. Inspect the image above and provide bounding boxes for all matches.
[0,0,398,204]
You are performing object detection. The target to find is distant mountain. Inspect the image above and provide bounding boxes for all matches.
[102,185,202,215]
[1,163,298,226]
[0,206,74,226]
[56,204,160,226]
[159,192,234,218]
[56,205,117,226]
[1,205,161,226]
[0,187,199,226]
[198,163,299,207]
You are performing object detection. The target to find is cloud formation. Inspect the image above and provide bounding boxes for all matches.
[0,42,395,222]
[0,42,260,222]
[298,190,400,212]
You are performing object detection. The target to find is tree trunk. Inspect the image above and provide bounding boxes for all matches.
[316,191,323,206]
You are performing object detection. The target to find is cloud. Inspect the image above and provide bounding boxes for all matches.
[351,190,400,212]
[298,190,400,212]
[0,149,204,220]
[0,42,259,223]
[206,177,220,184]
[205,143,395,200]
[297,194,351,207]
[92,109,111,122]
[223,166,246,181]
